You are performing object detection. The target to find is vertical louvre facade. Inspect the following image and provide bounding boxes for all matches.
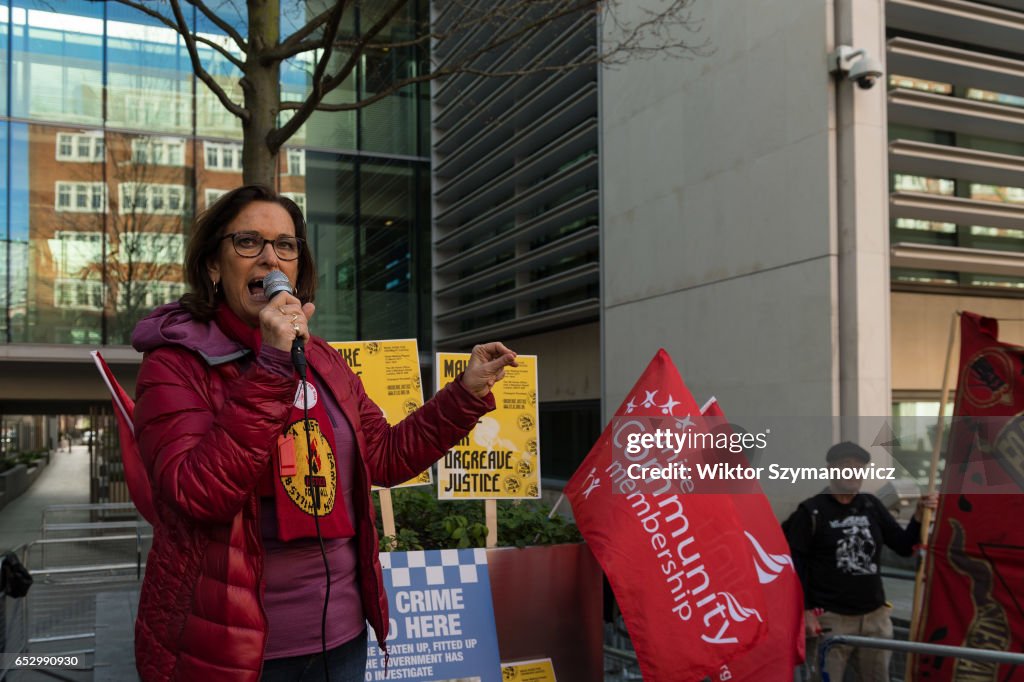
[430,2,599,348]
[887,0,1024,291]
[887,0,1024,484]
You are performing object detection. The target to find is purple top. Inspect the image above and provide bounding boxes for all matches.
[257,346,365,659]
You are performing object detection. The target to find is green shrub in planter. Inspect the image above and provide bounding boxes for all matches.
[375,488,581,552]
[16,452,41,468]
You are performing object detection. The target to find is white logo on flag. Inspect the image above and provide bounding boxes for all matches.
[718,592,763,625]
[745,531,794,584]
[581,467,601,499]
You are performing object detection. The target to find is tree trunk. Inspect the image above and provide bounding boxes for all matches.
[242,0,281,187]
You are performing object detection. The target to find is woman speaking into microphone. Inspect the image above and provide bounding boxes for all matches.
[130,184,516,681]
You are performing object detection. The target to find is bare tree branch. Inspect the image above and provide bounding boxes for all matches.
[194,35,246,71]
[98,0,707,186]
[281,71,435,112]
[269,0,409,150]
[85,0,245,70]
[185,0,248,52]
[263,5,335,61]
[167,0,249,122]
[262,37,323,62]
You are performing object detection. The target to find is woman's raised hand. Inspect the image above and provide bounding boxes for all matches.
[460,342,518,398]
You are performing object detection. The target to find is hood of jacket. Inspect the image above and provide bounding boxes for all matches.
[131,302,249,366]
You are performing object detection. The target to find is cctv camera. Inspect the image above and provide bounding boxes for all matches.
[828,45,884,90]
[848,55,883,90]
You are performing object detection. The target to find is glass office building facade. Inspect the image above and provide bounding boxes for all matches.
[0,0,432,348]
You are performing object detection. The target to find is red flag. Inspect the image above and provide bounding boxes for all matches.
[700,398,806,680]
[91,351,157,524]
[912,313,1024,680]
[566,350,767,682]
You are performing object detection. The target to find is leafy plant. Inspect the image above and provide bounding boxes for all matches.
[374,488,581,552]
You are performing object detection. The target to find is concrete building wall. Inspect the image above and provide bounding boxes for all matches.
[892,292,1024,393]
[601,0,846,417]
[502,324,600,402]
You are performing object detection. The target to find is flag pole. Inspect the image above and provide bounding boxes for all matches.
[485,499,498,547]
[378,488,397,546]
[906,309,960,677]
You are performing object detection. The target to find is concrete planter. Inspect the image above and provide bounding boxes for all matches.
[0,458,48,512]
[486,543,604,680]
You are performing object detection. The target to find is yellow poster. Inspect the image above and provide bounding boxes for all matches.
[501,658,557,681]
[436,352,540,500]
[329,339,431,488]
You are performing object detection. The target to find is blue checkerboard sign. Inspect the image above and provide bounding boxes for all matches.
[365,548,501,681]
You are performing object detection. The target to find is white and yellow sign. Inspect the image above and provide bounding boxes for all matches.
[501,658,557,681]
[436,352,540,500]
[329,339,431,488]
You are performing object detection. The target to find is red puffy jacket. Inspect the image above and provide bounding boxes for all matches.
[133,335,493,681]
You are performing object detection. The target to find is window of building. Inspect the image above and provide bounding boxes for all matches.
[204,141,243,171]
[282,192,306,214]
[205,188,228,208]
[54,279,105,310]
[970,275,1024,290]
[118,232,184,265]
[894,218,957,234]
[891,268,959,286]
[888,75,952,95]
[56,132,104,162]
[970,184,1024,204]
[116,280,184,309]
[893,174,954,195]
[891,399,953,487]
[966,88,1024,109]
[55,182,107,212]
[970,225,1024,239]
[285,148,305,176]
[119,183,188,215]
[124,95,189,130]
[51,231,103,276]
[131,138,186,166]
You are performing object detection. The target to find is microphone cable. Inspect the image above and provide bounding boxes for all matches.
[264,271,330,680]
[297,364,331,682]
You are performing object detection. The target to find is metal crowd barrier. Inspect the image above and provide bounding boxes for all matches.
[820,634,1024,682]
[0,503,151,680]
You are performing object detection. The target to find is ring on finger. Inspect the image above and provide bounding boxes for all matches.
[292,323,301,334]
[290,313,299,323]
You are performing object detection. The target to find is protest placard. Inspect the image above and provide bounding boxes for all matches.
[330,339,431,488]
[435,353,540,500]
[366,549,502,682]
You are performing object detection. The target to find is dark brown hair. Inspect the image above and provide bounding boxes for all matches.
[180,184,317,321]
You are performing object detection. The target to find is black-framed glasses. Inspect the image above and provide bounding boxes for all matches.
[220,232,304,261]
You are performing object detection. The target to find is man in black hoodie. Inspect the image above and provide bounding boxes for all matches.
[784,441,937,681]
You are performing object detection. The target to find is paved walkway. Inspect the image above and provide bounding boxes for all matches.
[0,445,91,552]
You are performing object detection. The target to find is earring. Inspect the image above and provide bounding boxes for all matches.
[212,279,220,294]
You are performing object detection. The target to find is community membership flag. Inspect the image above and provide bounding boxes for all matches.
[913,313,1024,680]
[700,398,806,680]
[91,351,157,524]
[565,349,767,681]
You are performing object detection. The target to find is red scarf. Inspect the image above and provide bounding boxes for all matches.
[215,304,354,541]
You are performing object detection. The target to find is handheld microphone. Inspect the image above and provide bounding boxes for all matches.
[262,271,307,378]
